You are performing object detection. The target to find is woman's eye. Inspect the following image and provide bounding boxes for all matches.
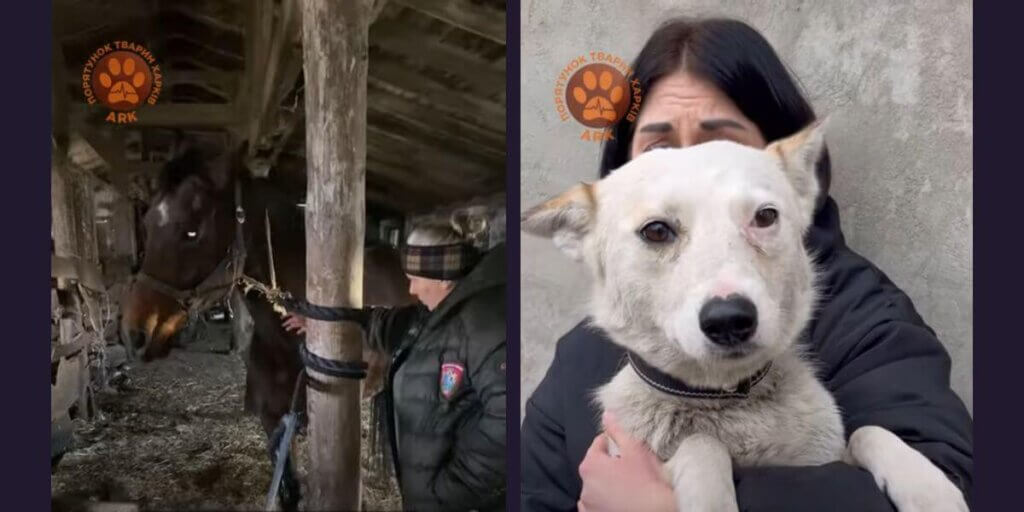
[753,207,779,228]
[639,221,676,243]
[643,141,672,152]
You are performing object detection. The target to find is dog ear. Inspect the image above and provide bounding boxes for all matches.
[521,182,596,261]
[765,118,828,216]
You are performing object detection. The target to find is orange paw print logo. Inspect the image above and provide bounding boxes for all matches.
[566,64,629,128]
[574,69,624,121]
[91,51,154,111]
[99,56,145,104]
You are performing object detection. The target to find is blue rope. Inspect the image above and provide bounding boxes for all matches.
[265,411,301,511]
[299,342,368,379]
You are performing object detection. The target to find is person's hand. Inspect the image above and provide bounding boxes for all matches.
[281,313,307,335]
[578,412,676,512]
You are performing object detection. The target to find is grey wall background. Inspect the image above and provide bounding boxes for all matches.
[520,0,973,418]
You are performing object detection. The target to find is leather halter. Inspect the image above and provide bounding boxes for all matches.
[134,180,248,316]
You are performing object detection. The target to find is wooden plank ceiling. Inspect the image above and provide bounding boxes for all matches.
[54,0,507,215]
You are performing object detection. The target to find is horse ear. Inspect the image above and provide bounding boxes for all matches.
[160,144,202,193]
[206,143,239,191]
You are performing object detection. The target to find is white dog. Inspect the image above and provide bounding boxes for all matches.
[522,122,967,512]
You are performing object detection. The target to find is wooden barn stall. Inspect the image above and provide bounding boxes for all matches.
[51,0,506,510]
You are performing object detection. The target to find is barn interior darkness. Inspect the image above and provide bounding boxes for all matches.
[51,0,506,509]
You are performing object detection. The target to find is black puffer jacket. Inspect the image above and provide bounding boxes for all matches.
[368,244,507,511]
[520,198,974,511]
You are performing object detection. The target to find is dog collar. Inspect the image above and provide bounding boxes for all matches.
[626,351,773,399]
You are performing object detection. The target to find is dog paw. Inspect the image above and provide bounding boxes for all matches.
[666,433,739,512]
[880,469,968,512]
[846,426,968,512]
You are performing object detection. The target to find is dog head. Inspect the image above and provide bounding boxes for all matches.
[523,122,827,386]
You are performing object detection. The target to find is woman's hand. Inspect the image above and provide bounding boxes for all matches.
[578,412,676,512]
[281,313,307,335]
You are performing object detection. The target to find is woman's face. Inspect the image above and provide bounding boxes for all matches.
[629,70,767,159]
[407,274,455,311]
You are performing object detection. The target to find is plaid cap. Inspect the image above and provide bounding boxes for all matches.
[401,243,482,280]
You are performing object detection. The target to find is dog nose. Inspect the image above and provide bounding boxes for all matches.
[699,295,758,346]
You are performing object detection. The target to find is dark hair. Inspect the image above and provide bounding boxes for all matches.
[600,17,831,206]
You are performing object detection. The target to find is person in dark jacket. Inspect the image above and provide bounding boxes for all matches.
[520,17,973,512]
[285,224,507,511]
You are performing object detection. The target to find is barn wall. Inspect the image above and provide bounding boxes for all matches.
[520,0,973,415]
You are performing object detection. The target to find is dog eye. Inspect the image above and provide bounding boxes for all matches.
[639,221,676,243]
[753,207,778,228]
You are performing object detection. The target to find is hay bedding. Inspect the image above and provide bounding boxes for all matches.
[51,326,402,511]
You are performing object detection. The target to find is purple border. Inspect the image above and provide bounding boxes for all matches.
[506,0,522,510]
[16,1,1024,510]
[6,0,54,509]
[970,3,1020,511]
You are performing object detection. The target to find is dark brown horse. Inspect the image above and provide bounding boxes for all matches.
[120,144,413,509]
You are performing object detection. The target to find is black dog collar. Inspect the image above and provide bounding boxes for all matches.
[626,351,773,399]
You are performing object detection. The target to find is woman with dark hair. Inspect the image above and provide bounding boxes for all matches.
[520,17,972,512]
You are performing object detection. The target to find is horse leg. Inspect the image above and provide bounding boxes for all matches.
[264,415,302,512]
[245,294,306,511]
[250,352,304,510]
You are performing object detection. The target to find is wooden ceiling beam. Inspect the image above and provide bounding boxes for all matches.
[366,125,495,188]
[394,0,505,45]
[370,19,504,94]
[164,35,242,66]
[249,0,301,156]
[367,83,504,150]
[366,154,471,201]
[369,57,504,133]
[163,3,243,35]
[367,108,504,168]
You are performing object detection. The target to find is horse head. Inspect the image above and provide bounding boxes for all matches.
[121,142,245,361]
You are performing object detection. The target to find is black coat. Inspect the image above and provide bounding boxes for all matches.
[520,198,973,511]
[368,244,507,511]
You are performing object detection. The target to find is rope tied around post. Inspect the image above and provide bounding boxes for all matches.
[238,275,370,378]
[258,276,370,511]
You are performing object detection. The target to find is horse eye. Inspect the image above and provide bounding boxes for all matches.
[639,221,675,243]
[754,207,778,228]
[184,230,199,242]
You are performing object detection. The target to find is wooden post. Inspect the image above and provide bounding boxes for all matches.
[69,170,98,418]
[301,0,372,509]
[52,151,79,355]
[51,158,76,262]
[70,175,99,265]
[52,146,89,420]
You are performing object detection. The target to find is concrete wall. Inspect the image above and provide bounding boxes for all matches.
[520,0,973,416]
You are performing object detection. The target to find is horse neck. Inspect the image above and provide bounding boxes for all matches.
[241,176,307,300]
